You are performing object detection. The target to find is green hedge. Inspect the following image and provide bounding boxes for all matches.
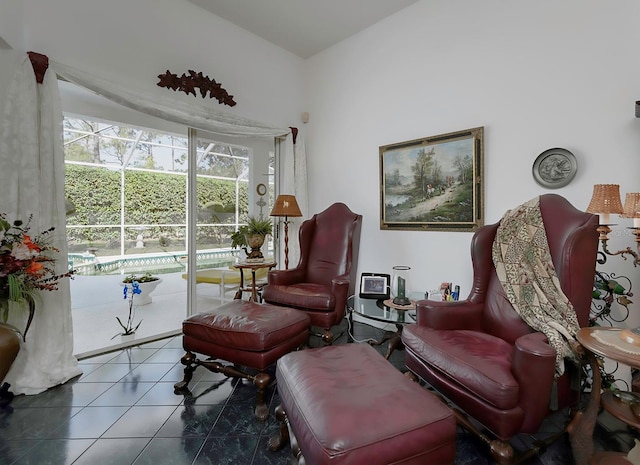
[65,164,248,245]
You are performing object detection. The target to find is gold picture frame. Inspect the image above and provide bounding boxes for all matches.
[380,127,484,232]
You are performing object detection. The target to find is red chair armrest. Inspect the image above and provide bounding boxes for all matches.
[331,275,350,321]
[513,332,556,431]
[514,332,556,359]
[415,300,483,330]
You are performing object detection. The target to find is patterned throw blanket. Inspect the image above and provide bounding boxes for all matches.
[492,196,580,376]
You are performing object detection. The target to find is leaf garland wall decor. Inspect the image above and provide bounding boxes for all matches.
[157,69,236,107]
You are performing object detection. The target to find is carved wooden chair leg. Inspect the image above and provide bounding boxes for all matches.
[308,328,335,345]
[448,406,515,465]
[451,404,570,465]
[320,329,334,345]
[405,369,570,465]
[511,430,567,465]
[268,404,290,451]
[174,351,198,393]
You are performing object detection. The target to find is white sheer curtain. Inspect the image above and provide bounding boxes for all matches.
[51,60,309,269]
[1,56,82,395]
[52,61,292,138]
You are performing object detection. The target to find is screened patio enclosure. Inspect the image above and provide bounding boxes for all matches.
[64,115,276,357]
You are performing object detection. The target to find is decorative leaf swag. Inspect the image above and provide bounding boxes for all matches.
[157,69,236,107]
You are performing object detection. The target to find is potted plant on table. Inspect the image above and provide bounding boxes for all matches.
[230,217,272,262]
[121,272,162,305]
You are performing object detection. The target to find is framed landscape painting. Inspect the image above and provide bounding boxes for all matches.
[379,127,484,232]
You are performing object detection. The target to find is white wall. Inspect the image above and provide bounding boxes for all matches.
[0,0,23,50]
[1,0,638,322]
[11,0,304,128]
[303,0,640,312]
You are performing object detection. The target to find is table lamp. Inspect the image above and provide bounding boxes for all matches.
[586,184,640,266]
[586,184,624,230]
[270,194,302,269]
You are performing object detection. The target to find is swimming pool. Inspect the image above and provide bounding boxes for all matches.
[69,249,241,276]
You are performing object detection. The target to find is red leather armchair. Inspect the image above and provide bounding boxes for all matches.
[402,194,598,464]
[262,202,362,345]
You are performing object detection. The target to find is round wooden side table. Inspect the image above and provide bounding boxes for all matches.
[233,261,276,302]
[576,327,639,465]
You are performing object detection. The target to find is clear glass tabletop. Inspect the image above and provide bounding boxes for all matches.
[347,294,419,325]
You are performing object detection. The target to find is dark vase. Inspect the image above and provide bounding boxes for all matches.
[0,292,35,342]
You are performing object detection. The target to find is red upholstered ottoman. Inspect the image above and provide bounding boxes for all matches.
[174,300,310,420]
[269,343,456,464]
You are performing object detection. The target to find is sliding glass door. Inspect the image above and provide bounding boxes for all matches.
[64,117,273,357]
[187,129,275,315]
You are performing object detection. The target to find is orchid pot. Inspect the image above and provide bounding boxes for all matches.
[121,273,161,305]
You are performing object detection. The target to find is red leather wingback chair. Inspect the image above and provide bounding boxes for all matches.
[402,194,598,464]
[262,203,362,345]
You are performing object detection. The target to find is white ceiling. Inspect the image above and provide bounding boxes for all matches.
[187,0,420,59]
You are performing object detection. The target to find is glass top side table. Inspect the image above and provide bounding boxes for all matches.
[347,293,421,360]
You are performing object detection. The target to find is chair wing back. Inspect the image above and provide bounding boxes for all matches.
[299,203,362,293]
[541,195,599,327]
[475,194,598,344]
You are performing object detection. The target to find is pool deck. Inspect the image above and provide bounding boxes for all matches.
[69,249,237,276]
[71,270,233,358]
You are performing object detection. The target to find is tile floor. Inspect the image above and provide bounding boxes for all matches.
[1,319,637,465]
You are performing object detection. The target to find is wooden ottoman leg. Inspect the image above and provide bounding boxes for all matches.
[200,362,271,420]
[268,404,290,451]
[268,404,305,464]
[289,419,304,464]
[253,372,271,421]
[175,350,272,421]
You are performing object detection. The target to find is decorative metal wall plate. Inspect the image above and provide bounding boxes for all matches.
[532,148,577,188]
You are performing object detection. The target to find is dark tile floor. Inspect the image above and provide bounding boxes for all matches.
[0,319,636,465]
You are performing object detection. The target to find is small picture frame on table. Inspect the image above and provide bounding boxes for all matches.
[359,273,391,299]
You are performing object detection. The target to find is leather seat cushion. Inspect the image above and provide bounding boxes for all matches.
[182,300,310,352]
[402,326,519,410]
[263,283,335,312]
[277,343,456,464]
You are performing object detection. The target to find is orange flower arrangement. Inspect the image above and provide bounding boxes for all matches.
[0,213,74,338]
